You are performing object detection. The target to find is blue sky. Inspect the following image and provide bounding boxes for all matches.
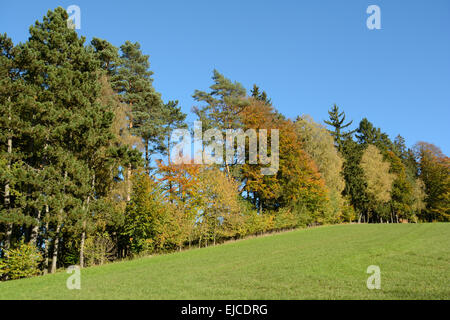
[1,0,449,154]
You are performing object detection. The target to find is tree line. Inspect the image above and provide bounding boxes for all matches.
[0,8,448,280]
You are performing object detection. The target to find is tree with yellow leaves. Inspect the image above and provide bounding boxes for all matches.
[360,144,395,222]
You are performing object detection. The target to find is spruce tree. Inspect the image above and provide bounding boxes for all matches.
[356,118,394,152]
[324,104,355,151]
[251,84,271,105]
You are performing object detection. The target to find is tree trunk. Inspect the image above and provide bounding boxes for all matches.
[145,138,150,175]
[80,174,94,268]
[4,224,12,252]
[79,222,86,268]
[167,137,174,202]
[126,119,133,202]
[43,218,50,274]
[51,223,61,274]
[225,163,231,178]
[126,164,132,202]
[51,171,67,273]
[4,97,13,250]
[30,208,42,244]
[390,206,394,223]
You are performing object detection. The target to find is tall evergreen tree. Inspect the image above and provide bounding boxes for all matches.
[356,118,394,152]
[0,34,31,253]
[193,70,249,177]
[324,104,355,151]
[340,137,368,222]
[113,41,164,175]
[14,7,119,271]
[160,100,187,162]
[251,84,271,105]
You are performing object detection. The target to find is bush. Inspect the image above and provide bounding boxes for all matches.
[84,233,115,266]
[274,208,299,231]
[341,197,356,223]
[2,241,42,280]
[0,259,6,278]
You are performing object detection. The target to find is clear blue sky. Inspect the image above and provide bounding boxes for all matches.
[1,0,449,154]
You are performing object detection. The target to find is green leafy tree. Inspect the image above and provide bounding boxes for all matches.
[415,142,449,221]
[123,172,167,255]
[385,151,414,222]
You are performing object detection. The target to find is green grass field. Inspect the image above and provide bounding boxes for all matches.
[1,223,449,300]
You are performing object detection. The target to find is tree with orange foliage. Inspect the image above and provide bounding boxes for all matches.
[240,99,328,224]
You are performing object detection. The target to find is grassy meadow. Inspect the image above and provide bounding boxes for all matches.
[1,223,449,300]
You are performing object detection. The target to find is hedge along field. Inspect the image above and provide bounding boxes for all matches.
[0,223,449,300]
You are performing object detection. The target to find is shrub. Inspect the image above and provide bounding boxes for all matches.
[2,241,42,280]
[0,259,6,278]
[84,233,115,266]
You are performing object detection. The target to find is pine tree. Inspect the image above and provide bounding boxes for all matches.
[14,7,119,271]
[159,100,187,164]
[113,41,164,175]
[193,70,248,132]
[193,70,249,178]
[91,38,121,77]
[0,34,21,253]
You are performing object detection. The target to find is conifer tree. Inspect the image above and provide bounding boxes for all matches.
[15,7,118,271]
[356,118,394,152]
[193,70,249,178]
[0,34,22,253]
[193,70,248,132]
[340,137,368,222]
[251,84,271,105]
[113,41,164,175]
[324,104,355,151]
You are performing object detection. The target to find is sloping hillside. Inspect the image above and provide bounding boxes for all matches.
[1,223,449,300]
